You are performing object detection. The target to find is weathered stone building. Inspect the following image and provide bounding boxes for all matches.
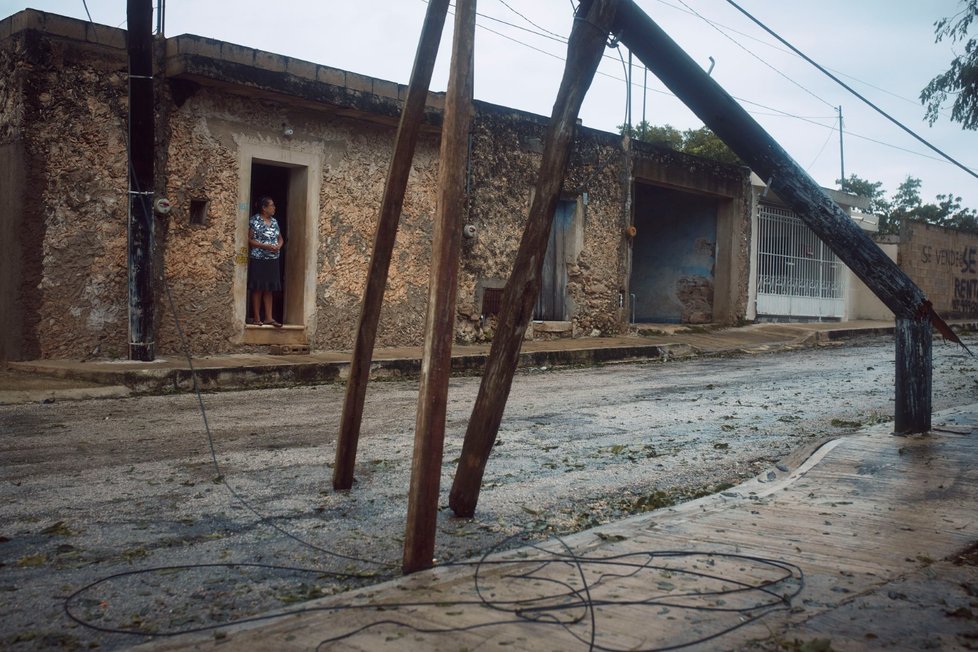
[0,10,752,362]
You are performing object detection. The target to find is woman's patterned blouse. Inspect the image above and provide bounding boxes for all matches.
[249,214,281,260]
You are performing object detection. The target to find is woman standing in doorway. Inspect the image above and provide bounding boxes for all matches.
[247,196,284,327]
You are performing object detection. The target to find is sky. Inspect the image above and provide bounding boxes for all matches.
[3,0,977,211]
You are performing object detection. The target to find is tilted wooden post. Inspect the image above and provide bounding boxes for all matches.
[612,0,942,434]
[333,0,450,491]
[402,0,476,574]
[448,0,620,518]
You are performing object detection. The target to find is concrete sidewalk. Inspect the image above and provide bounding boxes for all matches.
[0,320,919,404]
[140,402,978,651]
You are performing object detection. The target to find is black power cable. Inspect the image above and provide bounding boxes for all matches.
[726,0,978,181]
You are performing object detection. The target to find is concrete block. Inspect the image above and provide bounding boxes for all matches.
[286,57,317,81]
[47,13,86,41]
[317,66,346,87]
[345,72,372,93]
[178,35,224,60]
[94,25,126,50]
[4,9,45,38]
[220,41,255,66]
[372,78,398,100]
[255,49,286,73]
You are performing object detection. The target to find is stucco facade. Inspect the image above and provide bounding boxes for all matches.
[0,10,752,362]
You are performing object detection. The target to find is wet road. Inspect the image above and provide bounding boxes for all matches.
[1,335,976,649]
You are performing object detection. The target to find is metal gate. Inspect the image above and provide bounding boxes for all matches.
[756,203,846,319]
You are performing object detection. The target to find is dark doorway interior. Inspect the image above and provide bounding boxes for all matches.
[249,163,290,324]
[630,183,718,323]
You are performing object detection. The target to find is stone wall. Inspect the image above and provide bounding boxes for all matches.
[457,105,629,342]
[158,85,443,354]
[3,27,132,360]
[899,220,978,319]
[1,9,751,361]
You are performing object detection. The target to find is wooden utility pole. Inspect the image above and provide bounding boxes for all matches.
[612,0,946,434]
[127,0,155,361]
[333,0,451,491]
[448,0,620,518]
[895,314,933,432]
[402,0,476,574]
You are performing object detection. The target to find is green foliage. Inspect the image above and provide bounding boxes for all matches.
[619,122,743,165]
[839,173,978,235]
[921,0,978,129]
[622,121,683,148]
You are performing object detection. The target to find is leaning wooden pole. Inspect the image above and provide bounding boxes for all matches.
[448,0,620,518]
[402,0,476,574]
[613,0,948,434]
[333,0,450,491]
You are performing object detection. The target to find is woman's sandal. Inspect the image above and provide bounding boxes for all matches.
[247,318,263,326]
[268,319,283,328]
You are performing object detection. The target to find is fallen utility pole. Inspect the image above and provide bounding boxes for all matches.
[127,0,155,361]
[333,0,450,492]
[612,0,956,434]
[402,0,476,574]
[448,0,620,518]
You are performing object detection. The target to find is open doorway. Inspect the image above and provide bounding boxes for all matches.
[234,142,318,346]
[249,163,290,325]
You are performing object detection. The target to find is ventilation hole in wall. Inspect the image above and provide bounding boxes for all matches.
[482,287,503,318]
[189,199,209,226]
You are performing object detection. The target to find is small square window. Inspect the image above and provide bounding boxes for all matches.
[481,287,503,318]
[189,198,209,226]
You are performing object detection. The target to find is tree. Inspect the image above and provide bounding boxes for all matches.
[883,175,978,235]
[839,174,897,234]
[838,174,889,212]
[838,174,978,235]
[621,121,683,148]
[620,122,742,165]
[682,126,743,165]
[921,0,978,129]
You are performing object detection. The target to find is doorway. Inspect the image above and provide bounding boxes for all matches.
[249,163,290,324]
[534,199,576,321]
[630,183,718,323]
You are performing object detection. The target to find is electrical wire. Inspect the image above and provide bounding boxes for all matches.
[649,0,955,119]
[79,0,99,42]
[435,0,951,170]
[675,0,837,111]
[725,0,978,181]
[160,272,394,570]
[495,0,567,41]
[806,121,838,173]
[64,535,804,650]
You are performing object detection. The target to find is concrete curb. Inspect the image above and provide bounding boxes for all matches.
[6,321,973,400]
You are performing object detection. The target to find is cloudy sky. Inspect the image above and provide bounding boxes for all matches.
[4,0,976,210]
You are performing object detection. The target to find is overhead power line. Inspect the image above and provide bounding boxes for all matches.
[725,0,978,181]
[674,0,836,110]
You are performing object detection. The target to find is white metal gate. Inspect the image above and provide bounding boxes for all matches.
[756,204,846,319]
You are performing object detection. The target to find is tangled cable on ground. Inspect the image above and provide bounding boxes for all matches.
[64,533,803,651]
